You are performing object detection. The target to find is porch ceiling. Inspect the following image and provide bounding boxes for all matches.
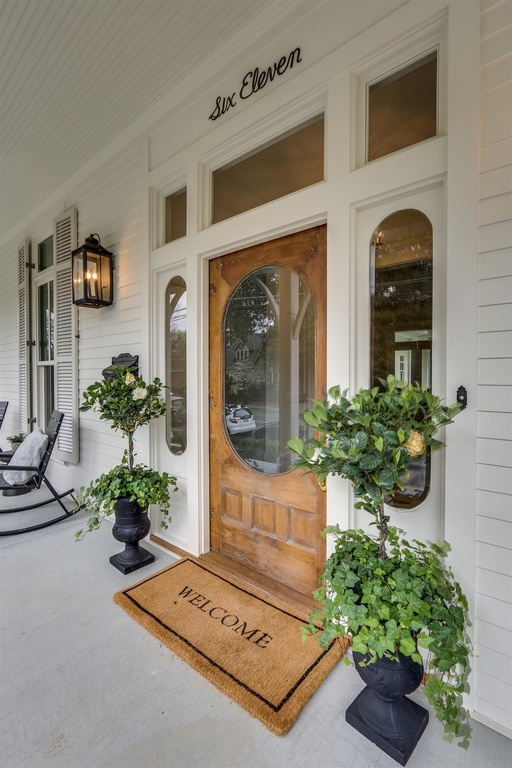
[0,0,407,243]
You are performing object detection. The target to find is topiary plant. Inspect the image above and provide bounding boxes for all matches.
[75,369,177,539]
[289,375,472,748]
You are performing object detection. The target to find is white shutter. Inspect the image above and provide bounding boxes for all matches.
[18,239,32,432]
[53,208,79,464]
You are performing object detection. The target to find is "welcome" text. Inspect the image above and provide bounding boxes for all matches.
[178,585,274,649]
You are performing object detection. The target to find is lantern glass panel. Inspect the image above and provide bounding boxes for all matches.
[98,252,112,303]
[84,251,100,301]
[72,252,85,303]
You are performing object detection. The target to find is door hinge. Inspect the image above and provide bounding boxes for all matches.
[209,508,217,521]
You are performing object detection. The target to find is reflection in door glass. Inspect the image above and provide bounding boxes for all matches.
[166,276,187,455]
[224,266,315,474]
[370,209,433,508]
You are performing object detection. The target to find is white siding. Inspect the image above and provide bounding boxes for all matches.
[475,0,512,735]
[0,139,144,495]
[0,239,22,441]
[75,141,146,490]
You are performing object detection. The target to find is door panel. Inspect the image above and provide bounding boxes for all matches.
[209,226,326,595]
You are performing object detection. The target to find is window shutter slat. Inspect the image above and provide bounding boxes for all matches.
[53,208,79,464]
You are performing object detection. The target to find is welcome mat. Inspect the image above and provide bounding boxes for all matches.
[113,557,345,735]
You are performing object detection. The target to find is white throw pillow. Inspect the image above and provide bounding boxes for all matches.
[3,428,49,486]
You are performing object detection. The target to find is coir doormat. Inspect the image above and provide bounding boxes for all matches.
[113,557,345,735]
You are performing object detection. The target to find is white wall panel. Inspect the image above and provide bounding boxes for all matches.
[480,166,512,198]
[476,516,512,549]
[479,276,512,306]
[475,592,512,633]
[474,646,512,700]
[478,385,512,412]
[478,411,512,440]
[476,68,512,688]
[477,489,512,522]
[477,540,512,576]
[479,248,512,279]
[477,438,512,467]
[478,304,512,332]
[0,238,22,439]
[476,567,512,603]
[473,695,512,733]
[477,464,512,495]
[481,108,512,146]
[475,617,512,658]
[478,357,512,384]
[479,220,512,251]
[480,192,512,225]
[473,672,512,715]
[478,330,512,358]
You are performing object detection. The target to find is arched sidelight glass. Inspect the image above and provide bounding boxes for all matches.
[224,265,315,474]
[370,209,433,508]
[165,276,187,454]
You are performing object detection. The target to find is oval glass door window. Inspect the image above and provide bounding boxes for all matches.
[224,265,315,474]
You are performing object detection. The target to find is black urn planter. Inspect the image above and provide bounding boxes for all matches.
[346,649,429,766]
[109,497,155,575]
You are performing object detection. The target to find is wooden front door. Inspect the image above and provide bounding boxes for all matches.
[209,226,326,596]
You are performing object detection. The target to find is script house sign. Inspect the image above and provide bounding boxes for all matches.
[209,47,303,121]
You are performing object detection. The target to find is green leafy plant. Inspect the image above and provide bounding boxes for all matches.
[8,432,27,444]
[288,375,472,748]
[288,375,461,556]
[75,369,176,539]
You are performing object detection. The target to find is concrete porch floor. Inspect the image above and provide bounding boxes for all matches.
[0,493,510,768]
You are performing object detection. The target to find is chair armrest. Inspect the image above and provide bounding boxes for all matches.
[0,464,40,473]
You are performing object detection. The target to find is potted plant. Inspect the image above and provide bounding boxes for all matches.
[7,432,27,451]
[288,375,471,761]
[76,369,177,574]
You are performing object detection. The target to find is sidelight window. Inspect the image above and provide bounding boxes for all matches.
[370,209,433,508]
[166,276,187,455]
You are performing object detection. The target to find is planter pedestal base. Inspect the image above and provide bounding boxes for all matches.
[346,687,429,766]
[109,544,155,575]
[110,497,155,575]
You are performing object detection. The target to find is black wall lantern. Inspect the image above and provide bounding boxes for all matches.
[72,234,114,308]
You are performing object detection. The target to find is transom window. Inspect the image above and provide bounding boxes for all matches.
[212,114,324,224]
[165,188,187,243]
[367,50,437,162]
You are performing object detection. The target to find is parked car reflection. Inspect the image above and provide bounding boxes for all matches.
[225,405,256,435]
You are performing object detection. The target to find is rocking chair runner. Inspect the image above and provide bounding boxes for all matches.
[0,410,79,536]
